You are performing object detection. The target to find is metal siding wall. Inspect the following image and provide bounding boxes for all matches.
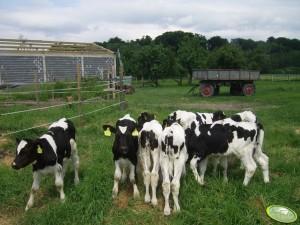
[0,56,43,83]
[45,56,78,81]
[0,54,115,84]
[84,57,114,80]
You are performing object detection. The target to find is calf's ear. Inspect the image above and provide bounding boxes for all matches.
[132,128,139,137]
[162,119,168,129]
[16,138,21,144]
[102,125,116,136]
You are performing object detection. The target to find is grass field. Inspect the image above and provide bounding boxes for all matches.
[0,80,299,225]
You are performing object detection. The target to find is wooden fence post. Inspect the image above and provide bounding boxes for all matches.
[117,49,126,110]
[119,71,126,110]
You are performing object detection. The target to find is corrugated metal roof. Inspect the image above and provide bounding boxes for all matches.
[0,38,114,54]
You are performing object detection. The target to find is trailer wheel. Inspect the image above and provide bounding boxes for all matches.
[201,83,214,97]
[242,83,255,96]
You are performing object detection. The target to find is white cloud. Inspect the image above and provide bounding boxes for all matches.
[0,0,299,42]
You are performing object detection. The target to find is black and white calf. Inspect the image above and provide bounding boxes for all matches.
[164,110,226,129]
[161,123,188,215]
[185,118,270,186]
[230,111,257,123]
[137,112,162,206]
[196,111,226,125]
[164,110,227,183]
[12,118,79,211]
[103,114,140,199]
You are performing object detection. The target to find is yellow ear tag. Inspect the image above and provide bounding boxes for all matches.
[132,129,139,137]
[104,128,112,137]
[37,146,43,154]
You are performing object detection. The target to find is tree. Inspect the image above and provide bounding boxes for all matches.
[155,31,194,52]
[135,35,152,46]
[132,44,170,86]
[100,36,126,52]
[247,48,271,73]
[208,44,246,69]
[208,36,228,51]
[178,36,208,85]
[231,38,257,51]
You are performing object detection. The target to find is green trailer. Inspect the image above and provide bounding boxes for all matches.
[192,69,260,97]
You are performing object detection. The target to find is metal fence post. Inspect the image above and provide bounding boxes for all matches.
[77,63,82,122]
[34,73,40,105]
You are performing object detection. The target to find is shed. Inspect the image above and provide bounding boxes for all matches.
[0,38,116,84]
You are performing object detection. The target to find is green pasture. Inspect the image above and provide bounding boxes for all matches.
[0,80,299,225]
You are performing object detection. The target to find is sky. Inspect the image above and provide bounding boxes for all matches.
[0,0,299,42]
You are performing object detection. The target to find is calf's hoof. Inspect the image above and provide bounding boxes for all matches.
[164,207,171,216]
[74,178,80,185]
[173,205,181,213]
[198,180,205,186]
[112,188,118,199]
[151,198,158,206]
[60,194,66,203]
[242,181,249,186]
[133,190,140,199]
[144,194,151,203]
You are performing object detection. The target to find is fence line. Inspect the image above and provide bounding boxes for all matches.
[1,80,111,85]
[0,90,125,116]
[260,74,300,81]
[0,81,118,95]
[0,101,126,137]
[68,101,125,120]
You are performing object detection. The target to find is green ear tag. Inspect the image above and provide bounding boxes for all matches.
[37,146,43,154]
[132,129,139,137]
[104,128,112,137]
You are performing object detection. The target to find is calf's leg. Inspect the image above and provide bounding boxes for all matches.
[129,163,140,199]
[253,148,270,183]
[150,148,160,206]
[141,148,151,203]
[190,155,202,184]
[25,171,41,211]
[198,157,208,185]
[70,139,80,185]
[212,156,220,176]
[241,150,257,186]
[55,164,65,201]
[161,155,171,216]
[220,156,228,183]
[112,160,122,199]
[171,154,185,213]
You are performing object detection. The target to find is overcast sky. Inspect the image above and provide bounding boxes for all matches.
[0,0,299,42]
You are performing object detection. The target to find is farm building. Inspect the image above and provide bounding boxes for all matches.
[0,38,116,84]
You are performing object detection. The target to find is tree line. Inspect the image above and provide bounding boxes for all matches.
[96,31,300,85]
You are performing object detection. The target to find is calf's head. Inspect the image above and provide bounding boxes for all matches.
[103,114,138,155]
[137,112,155,130]
[163,111,180,129]
[12,138,38,170]
[212,110,226,121]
